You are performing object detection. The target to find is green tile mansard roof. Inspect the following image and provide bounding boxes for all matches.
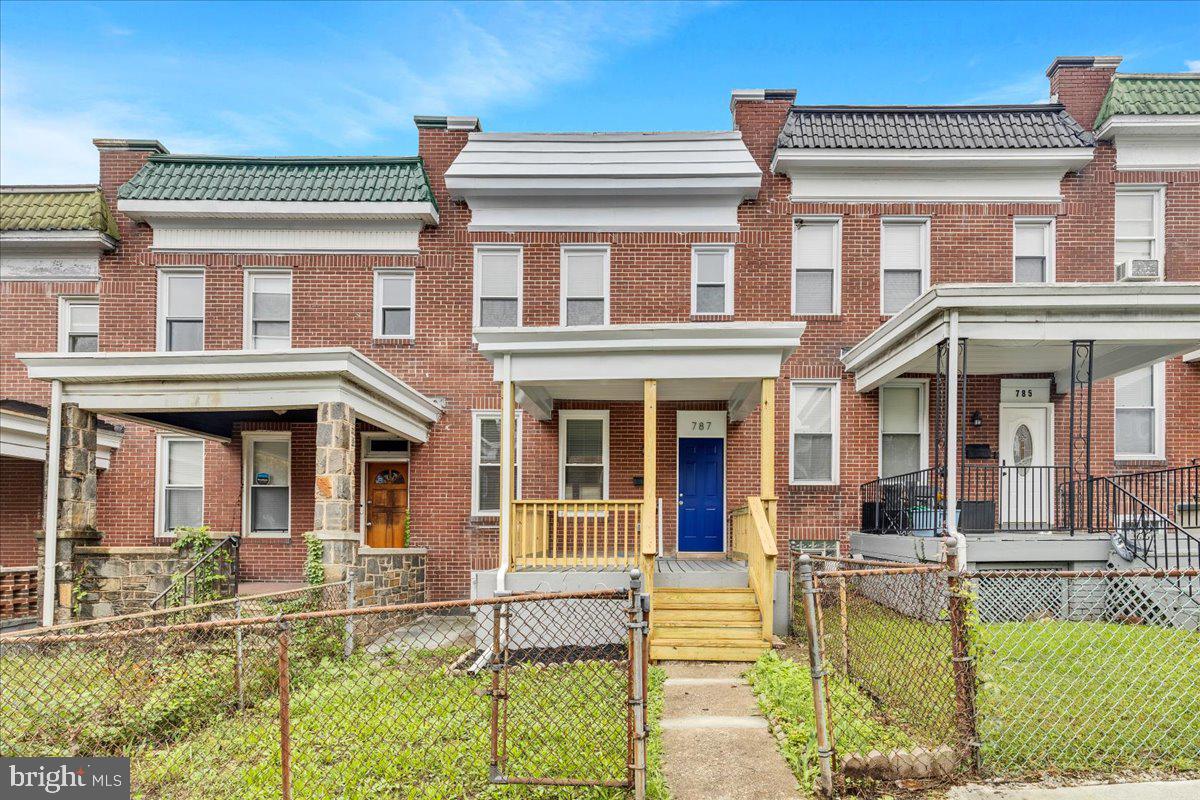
[0,187,119,238]
[1096,75,1200,127]
[118,155,438,208]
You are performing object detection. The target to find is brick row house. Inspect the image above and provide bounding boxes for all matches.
[2,56,1198,656]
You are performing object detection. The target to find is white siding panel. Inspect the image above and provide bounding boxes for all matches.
[0,255,100,280]
[152,224,421,253]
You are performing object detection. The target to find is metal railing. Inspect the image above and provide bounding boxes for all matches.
[149,534,241,609]
[859,467,944,536]
[1096,477,1200,598]
[510,499,643,569]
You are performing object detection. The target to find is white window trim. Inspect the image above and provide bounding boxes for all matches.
[1114,184,1166,274]
[559,244,611,326]
[878,378,930,478]
[789,379,841,486]
[473,244,523,328]
[1012,217,1056,283]
[156,267,205,352]
[372,268,416,339]
[242,269,293,350]
[242,431,292,538]
[690,244,735,316]
[1114,361,1167,461]
[558,409,610,499]
[154,434,204,538]
[792,216,842,316]
[57,295,98,353]
[470,410,523,517]
[879,217,930,316]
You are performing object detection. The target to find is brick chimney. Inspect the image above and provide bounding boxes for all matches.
[413,115,480,211]
[729,89,797,175]
[93,138,168,242]
[1046,56,1122,130]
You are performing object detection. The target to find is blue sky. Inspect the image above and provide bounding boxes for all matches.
[1,0,1197,184]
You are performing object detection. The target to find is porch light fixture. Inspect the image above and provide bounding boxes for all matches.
[970,411,983,428]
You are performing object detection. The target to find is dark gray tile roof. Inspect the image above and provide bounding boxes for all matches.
[777,105,1095,150]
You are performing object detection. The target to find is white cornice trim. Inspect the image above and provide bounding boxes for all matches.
[117,199,439,225]
[1,407,122,468]
[1097,115,1200,140]
[0,230,117,252]
[474,321,808,356]
[771,147,1094,173]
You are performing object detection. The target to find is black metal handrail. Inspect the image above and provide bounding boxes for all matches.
[1098,476,1199,599]
[150,535,241,610]
[860,467,944,535]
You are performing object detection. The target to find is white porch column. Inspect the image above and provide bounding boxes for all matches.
[40,380,62,627]
[497,355,515,592]
[945,311,961,545]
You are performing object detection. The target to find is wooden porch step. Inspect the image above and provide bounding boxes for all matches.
[649,586,767,662]
[653,587,757,608]
[655,606,762,623]
[649,637,771,662]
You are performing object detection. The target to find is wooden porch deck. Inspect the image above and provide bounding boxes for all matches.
[509,556,748,574]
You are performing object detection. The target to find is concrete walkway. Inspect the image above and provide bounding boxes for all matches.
[659,662,803,800]
[949,780,1200,800]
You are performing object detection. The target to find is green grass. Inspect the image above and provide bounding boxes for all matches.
[3,635,668,799]
[754,598,1200,785]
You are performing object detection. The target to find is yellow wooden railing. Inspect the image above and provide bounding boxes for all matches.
[730,496,777,641]
[511,499,644,569]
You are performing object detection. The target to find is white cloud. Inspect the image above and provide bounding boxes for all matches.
[1187,59,1200,72]
[959,72,1050,105]
[0,2,705,183]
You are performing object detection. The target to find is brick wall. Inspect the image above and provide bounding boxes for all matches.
[0,456,42,567]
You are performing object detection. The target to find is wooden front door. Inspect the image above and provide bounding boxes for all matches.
[366,462,408,548]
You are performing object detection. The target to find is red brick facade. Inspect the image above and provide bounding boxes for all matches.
[2,60,1197,598]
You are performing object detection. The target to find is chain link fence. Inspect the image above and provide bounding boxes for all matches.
[1,583,650,799]
[788,547,1200,796]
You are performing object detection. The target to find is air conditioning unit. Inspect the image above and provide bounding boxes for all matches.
[1116,259,1161,282]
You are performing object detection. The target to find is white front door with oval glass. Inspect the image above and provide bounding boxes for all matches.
[998,404,1053,529]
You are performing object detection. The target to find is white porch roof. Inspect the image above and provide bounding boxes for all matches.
[473,322,807,421]
[17,348,443,443]
[841,283,1200,393]
[0,401,122,468]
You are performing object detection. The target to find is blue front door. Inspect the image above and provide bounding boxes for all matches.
[678,437,724,552]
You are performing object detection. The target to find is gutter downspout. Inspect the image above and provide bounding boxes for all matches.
[41,380,63,627]
[944,311,968,566]
[496,355,513,594]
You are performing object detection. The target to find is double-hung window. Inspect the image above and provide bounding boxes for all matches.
[879,381,927,478]
[471,411,522,516]
[158,269,204,351]
[559,410,608,500]
[691,245,734,315]
[880,219,929,315]
[561,246,609,326]
[1013,219,1054,283]
[1114,363,1165,460]
[59,296,98,353]
[244,271,292,350]
[793,218,840,314]
[474,246,522,328]
[1115,187,1164,269]
[244,433,291,537]
[374,270,415,339]
[157,436,204,535]
[790,381,839,485]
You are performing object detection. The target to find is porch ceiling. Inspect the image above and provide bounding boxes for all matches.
[841,283,1200,392]
[474,322,807,421]
[17,348,443,443]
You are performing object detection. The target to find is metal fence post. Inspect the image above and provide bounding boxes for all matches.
[945,538,981,774]
[837,575,849,674]
[489,602,504,784]
[343,569,357,659]
[798,556,835,795]
[628,569,648,800]
[235,599,245,712]
[278,618,292,800]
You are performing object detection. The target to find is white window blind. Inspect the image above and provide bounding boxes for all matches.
[882,221,927,314]
[562,248,607,326]
[375,271,414,337]
[62,298,98,353]
[1114,366,1161,458]
[475,414,501,515]
[561,414,607,499]
[1115,190,1160,265]
[1014,221,1051,283]
[791,382,837,483]
[161,438,204,533]
[880,384,924,477]
[246,273,291,350]
[477,248,521,327]
[162,272,204,351]
[793,220,838,314]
